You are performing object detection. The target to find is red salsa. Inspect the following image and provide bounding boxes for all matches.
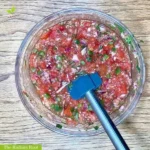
[29,19,131,126]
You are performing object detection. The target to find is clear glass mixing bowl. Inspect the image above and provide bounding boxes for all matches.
[15,8,145,136]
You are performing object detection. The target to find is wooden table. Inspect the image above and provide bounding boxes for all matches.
[0,0,150,150]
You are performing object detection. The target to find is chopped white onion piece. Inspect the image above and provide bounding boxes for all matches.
[115,44,120,49]
[71,68,77,73]
[56,82,69,93]
[81,47,87,55]
[120,94,126,98]
[121,33,125,38]
[72,54,79,61]
[99,25,106,33]
[87,27,91,32]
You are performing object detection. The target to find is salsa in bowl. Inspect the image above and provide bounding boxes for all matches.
[15,8,145,136]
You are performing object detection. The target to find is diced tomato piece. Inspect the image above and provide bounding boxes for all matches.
[99,64,108,77]
[82,21,92,27]
[103,45,110,52]
[88,38,99,50]
[40,29,52,40]
[52,82,61,91]
[59,25,65,31]
[64,105,72,117]
[116,49,125,60]
[50,71,58,78]
[38,60,46,69]
[66,118,77,126]
[116,83,127,97]
[120,62,131,71]
[29,53,37,67]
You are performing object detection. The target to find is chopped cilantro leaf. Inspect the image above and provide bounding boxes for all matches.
[51,104,62,112]
[106,73,111,79]
[77,103,82,108]
[39,115,43,118]
[33,49,38,54]
[94,126,99,130]
[37,70,42,75]
[139,40,144,43]
[136,61,141,73]
[96,24,100,30]
[86,57,92,62]
[68,83,73,90]
[80,60,85,65]
[112,47,116,52]
[75,39,80,45]
[71,108,79,120]
[44,93,50,99]
[103,54,109,61]
[56,55,63,61]
[56,124,62,129]
[88,50,93,56]
[57,63,62,69]
[31,67,36,72]
[38,51,46,58]
[7,6,16,14]
[88,104,93,111]
[115,23,125,33]
[115,67,121,75]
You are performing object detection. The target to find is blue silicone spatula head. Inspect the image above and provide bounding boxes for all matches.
[67,72,129,150]
[67,72,102,100]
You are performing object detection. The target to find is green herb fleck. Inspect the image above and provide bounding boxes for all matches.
[80,60,85,65]
[99,45,103,50]
[112,47,116,52]
[115,23,125,33]
[57,63,62,69]
[55,96,61,102]
[71,108,79,120]
[39,115,43,118]
[56,55,63,61]
[33,49,38,54]
[109,41,114,45]
[139,40,144,43]
[109,24,116,30]
[75,39,80,45]
[7,6,16,14]
[37,70,42,75]
[136,61,141,73]
[23,91,29,97]
[51,104,62,112]
[68,83,73,90]
[38,51,46,58]
[53,46,58,50]
[76,71,87,76]
[100,99,104,106]
[31,67,36,73]
[103,54,109,61]
[44,93,50,99]
[137,79,141,86]
[94,126,99,130]
[88,104,93,111]
[88,50,93,56]
[96,24,100,30]
[77,103,82,108]
[56,124,62,129]
[106,73,111,79]
[115,67,121,75]
[86,57,92,62]
[125,35,134,45]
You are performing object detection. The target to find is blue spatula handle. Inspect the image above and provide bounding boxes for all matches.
[85,90,129,150]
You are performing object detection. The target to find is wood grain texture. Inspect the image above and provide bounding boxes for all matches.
[0,0,150,150]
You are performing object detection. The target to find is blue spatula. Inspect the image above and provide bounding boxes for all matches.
[67,72,129,150]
